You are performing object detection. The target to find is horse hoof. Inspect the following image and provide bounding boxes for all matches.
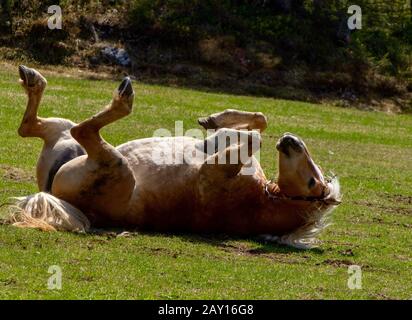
[19,65,37,87]
[18,65,46,90]
[118,77,133,97]
[198,116,217,130]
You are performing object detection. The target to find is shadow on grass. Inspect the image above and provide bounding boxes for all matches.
[81,227,324,255]
[175,233,325,255]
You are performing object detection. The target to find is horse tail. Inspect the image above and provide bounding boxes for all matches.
[6,192,90,232]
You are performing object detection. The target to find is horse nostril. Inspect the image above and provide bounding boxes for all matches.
[279,135,297,147]
[283,136,294,144]
[277,134,303,154]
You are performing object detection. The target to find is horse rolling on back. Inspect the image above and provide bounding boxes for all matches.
[8,66,341,249]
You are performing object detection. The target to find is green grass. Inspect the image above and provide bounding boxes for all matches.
[0,63,411,299]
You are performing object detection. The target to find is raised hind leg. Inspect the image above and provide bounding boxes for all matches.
[18,65,75,140]
[198,109,268,132]
[51,78,136,226]
[17,65,84,191]
[17,65,48,139]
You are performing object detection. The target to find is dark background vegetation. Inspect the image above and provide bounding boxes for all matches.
[0,0,411,111]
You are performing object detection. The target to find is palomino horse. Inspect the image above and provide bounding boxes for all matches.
[9,66,341,249]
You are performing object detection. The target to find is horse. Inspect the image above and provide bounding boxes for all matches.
[8,65,341,249]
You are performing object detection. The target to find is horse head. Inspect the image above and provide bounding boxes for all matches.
[263,133,341,249]
[276,133,340,204]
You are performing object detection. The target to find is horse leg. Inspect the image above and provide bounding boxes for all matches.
[51,77,136,225]
[17,65,84,191]
[201,129,262,178]
[17,65,76,140]
[198,130,262,222]
[17,65,48,139]
[198,109,268,132]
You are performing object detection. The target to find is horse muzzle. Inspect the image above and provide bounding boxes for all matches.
[276,133,304,156]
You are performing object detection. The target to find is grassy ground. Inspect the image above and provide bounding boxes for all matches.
[0,63,411,299]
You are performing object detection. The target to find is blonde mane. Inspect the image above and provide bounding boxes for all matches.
[275,176,341,249]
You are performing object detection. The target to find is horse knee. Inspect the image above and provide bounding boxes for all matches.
[70,123,88,139]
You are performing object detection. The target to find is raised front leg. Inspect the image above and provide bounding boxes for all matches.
[201,129,262,178]
[198,129,263,224]
[198,109,268,132]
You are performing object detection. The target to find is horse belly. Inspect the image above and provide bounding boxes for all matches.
[117,137,204,230]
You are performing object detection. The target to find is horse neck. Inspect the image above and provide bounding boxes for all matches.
[255,181,316,235]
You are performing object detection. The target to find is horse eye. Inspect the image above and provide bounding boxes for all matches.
[308,177,316,188]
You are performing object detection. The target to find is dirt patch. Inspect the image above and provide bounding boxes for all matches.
[370,218,412,229]
[338,249,355,257]
[0,278,17,286]
[354,200,412,216]
[218,242,308,264]
[318,259,354,267]
[326,240,361,247]
[383,193,412,205]
[88,228,139,239]
[144,247,179,259]
[396,223,412,229]
[0,165,35,183]
[370,293,394,300]
[393,254,411,262]
[318,259,385,272]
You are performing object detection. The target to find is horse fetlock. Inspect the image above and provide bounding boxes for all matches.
[111,98,133,117]
[111,77,134,115]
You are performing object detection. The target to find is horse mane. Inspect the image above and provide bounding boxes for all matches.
[6,192,90,232]
[276,176,342,249]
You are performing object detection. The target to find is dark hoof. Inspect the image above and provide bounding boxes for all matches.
[118,77,133,97]
[18,65,37,87]
[198,117,217,130]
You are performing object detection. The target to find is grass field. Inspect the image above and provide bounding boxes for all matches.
[0,63,411,299]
